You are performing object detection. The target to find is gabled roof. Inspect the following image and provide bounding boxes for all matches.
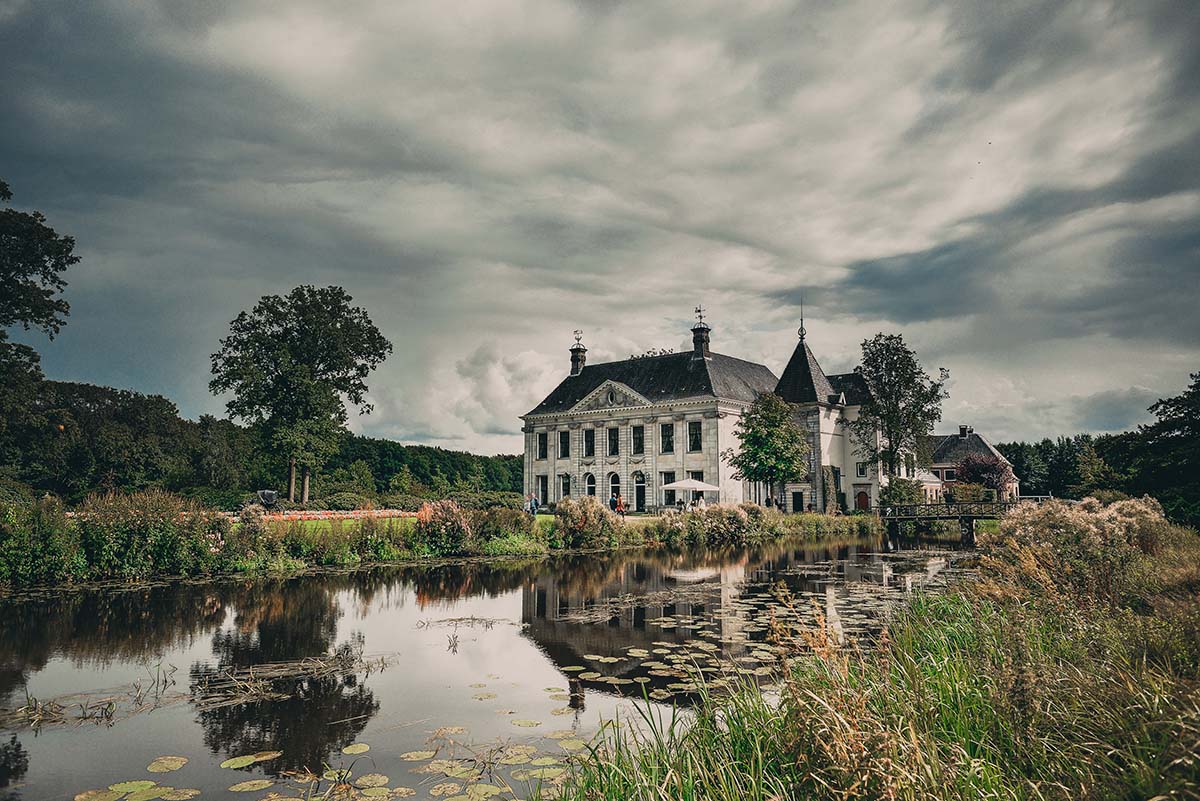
[775,338,835,404]
[828,372,871,406]
[525,351,778,416]
[925,431,1010,466]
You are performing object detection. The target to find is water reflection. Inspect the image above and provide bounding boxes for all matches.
[0,535,966,800]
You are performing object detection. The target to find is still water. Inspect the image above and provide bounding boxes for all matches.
[0,536,967,801]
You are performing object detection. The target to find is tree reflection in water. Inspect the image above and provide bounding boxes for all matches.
[0,735,28,801]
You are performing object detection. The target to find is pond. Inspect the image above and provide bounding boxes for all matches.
[0,535,969,801]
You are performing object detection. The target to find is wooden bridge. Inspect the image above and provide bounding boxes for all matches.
[880,499,1045,545]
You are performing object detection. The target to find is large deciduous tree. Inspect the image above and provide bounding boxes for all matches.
[0,179,80,461]
[1135,373,1200,528]
[846,333,948,479]
[210,285,392,502]
[722,392,811,504]
[955,452,1016,497]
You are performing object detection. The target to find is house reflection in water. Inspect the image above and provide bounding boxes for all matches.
[519,538,958,706]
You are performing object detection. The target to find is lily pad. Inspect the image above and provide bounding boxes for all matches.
[530,757,562,766]
[229,779,273,792]
[511,719,541,727]
[127,788,167,801]
[219,755,257,769]
[342,743,370,755]
[159,792,201,801]
[577,672,601,680]
[391,789,417,798]
[558,739,587,752]
[430,782,462,797]
[550,707,573,716]
[399,750,436,760]
[560,666,585,672]
[355,773,390,788]
[75,791,124,801]
[252,750,283,762]
[146,756,188,773]
[109,782,157,794]
[471,692,496,700]
[465,784,505,799]
[361,790,391,798]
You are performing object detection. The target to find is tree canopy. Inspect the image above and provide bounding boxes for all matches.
[210,285,393,500]
[846,333,948,478]
[723,392,811,500]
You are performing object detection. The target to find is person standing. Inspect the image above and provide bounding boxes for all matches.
[609,491,618,512]
[616,493,626,518]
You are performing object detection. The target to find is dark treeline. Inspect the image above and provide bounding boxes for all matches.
[0,379,521,508]
[997,372,1200,528]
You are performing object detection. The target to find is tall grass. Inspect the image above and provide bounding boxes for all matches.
[548,497,1200,801]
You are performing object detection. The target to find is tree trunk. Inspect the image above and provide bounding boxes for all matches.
[301,467,310,504]
[288,458,297,502]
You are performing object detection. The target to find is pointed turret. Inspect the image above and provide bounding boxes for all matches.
[775,317,834,404]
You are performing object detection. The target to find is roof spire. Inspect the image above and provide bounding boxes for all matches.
[798,293,806,340]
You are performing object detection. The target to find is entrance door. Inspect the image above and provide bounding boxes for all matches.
[855,490,870,511]
[792,492,804,513]
[633,472,646,512]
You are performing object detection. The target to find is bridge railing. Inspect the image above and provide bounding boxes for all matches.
[881,500,1024,520]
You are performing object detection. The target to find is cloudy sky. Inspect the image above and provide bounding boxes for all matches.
[3,0,1198,454]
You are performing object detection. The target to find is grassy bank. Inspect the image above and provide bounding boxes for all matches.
[0,492,880,588]
[547,496,1200,801]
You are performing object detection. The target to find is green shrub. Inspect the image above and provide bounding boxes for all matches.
[554,496,624,549]
[470,507,536,542]
[317,491,373,511]
[879,477,924,507]
[475,533,548,557]
[351,515,411,561]
[947,482,989,502]
[177,486,250,512]
[74,490,229,579]
[412,500,473,556]
[0,496,84,586]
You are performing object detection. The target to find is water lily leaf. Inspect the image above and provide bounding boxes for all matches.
[582,654,603,661]
[471,692,496,700]
[229,779,273,792]
[342,743,370,755]
[429,782,462,796]
[147,756,188,773]
[126,788,167,801]
[522,767,565,781]
[530,757,562,766]
[550,707,573,716]
[390,789,417,798]
[544,730,575,740]
[75,791,124,801]
[511,719,541,727]
[558,739,586,752]
[109,781,157,794]
[355,773,390,788]
[543,687,564,692]
[560,666,585,672]
[465,784,505,800]
[219,755,257,769]
[498,753,530,765]
[361,789,391,798]
[577,672,601,680]
[159,791,201,801]
[398,750,435,760]
[252,750,283,762]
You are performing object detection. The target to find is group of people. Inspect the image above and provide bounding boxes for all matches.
[523,493,540,515]
[525,491,713,516]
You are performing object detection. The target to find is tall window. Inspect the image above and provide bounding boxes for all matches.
[660,423,674,454]
[584,472,596,496]
[661,471,676,507]
[607,427,619,457]
[583,429,595,457]
[631,425,644,455]
[560,474,571,498]
[536,475,548,504]
[609,472,620,498]
[559,430,570,458]
[536,432,547,460]
[687,421,702,452]
[856,462,867,478]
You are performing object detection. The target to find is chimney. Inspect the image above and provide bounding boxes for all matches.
[691,305,711,360]
[569,330,587,376]
[959,425,969,439]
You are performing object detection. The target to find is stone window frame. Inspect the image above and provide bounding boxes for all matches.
[536,432,548,460]
[558,430,570,459]
[687,420,702,452]
[583,429,595,457]
[607,427,620,457]
[631,425,645,455]
[660,422,675,454]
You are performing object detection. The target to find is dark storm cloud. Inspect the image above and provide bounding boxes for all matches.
[1071,387,1161,433]
[2,0,1197,450]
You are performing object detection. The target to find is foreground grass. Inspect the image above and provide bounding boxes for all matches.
[549,498,1200,801]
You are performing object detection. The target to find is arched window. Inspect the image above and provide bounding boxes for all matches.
[584,473,596,496]
[608,472,621,499]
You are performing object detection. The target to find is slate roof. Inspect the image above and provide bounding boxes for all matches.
[525,351,779,416]
[775,339,835,404]
[925,431,1010,465]
[828,372,872,405]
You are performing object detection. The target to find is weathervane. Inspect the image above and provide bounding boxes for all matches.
[695,304,706,326]
[573,329,583,344]
[798,293,806,340]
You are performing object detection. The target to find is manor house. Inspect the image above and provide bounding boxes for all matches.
[521,313,890,513]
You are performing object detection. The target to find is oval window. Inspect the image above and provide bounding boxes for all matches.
[607,390,616,404]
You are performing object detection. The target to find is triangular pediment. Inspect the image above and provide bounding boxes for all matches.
[570,380,652,412]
